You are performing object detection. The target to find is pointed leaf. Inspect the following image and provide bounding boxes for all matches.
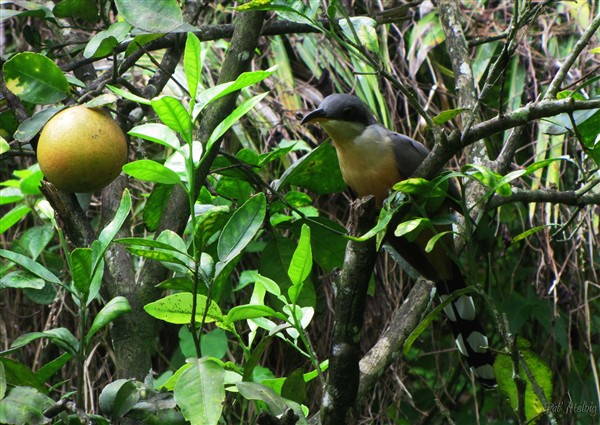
[144,293,225,325]
[128,123,181,152]
[217,193,266,264]
[123,159,183,185]
[86,296,132,344]
[151,96,192,138]
[0,249,61,285]
[184,33,202,101]
[174,358,225,425]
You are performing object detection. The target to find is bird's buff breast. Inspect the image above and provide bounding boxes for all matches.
[334,131,404,205]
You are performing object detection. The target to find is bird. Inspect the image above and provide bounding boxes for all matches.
[301,93,496,387]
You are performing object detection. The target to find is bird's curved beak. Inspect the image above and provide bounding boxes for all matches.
[301,108,328,125]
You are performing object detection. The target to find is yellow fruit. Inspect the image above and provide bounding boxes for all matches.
[37,105,127,193]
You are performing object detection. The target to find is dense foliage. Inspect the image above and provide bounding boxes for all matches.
[1,1,599,424]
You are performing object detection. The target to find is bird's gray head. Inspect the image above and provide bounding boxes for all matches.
[301,94,379,142]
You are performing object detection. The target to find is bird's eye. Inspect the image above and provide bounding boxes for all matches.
[342,107,353,116]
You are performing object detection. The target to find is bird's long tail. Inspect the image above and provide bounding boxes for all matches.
[437,278,496,387]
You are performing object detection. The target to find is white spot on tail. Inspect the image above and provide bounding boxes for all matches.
[471,364,495,381]
[467,331,489,353]
[455,334,468,356]
[454,295,476,320]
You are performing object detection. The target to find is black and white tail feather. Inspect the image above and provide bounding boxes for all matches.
[437,279,496,387]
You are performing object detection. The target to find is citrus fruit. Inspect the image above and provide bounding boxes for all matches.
[37,105,127,193]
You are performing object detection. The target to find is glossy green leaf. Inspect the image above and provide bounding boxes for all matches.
[128,123,181,152]
[83,21,131,59]
[495,341,553,423]
[11,327,79,356]
[194,205,230,252]
[0,270,45,289]
[217,193,266,264]
[70,247,93,298]
[206,93,268,152]
[86,296,132,344]
[123,159,183,185]
[116,236,189,254]
[184,33,201,102]
[143,184,174,232]
[96,189,132,261]
[2,52,69,104]
[35,352,73,384]
[151,96,192,138]
[125,247,192,270]
[107,84,151,105]
[174,358,225,425]
[13,105,65,142]
[0,249,61,284]
[394,217,429,238]
[144,293,225,325]
[115,0,183,33]
[275,142,346,194]
[0,204,31,234]
[0,386,53,425]
[424,230,454,253]
[287,224,312,304]
[99,379,140,419]
[224,305,283,325]
[53,0,98,21]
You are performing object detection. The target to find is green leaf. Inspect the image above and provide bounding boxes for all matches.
[128,123,181,152]
[206,93,268,152]
[0,358,44,391]
[0,204,31,234]
[115,0,183,33]
[494,341,553,423]
[287,224,312,304]
[394,217,429,238]
[236,381,304,419]
[151,96,192,138]
[432,108,468,126]
[125,247,192,270]
[0,386,53,425]
[0,271,45,290]
[144,293,225,326]
[70,247,93,299]
[13,105,65,142]
[281,368,307,404]
[218,193,266,264]
[99,379,140,419]
[0,137,9,155]
[123,159,183,185]
[194,205,230,252]
[224,305,282,325]
[251,271,281,297]
[2,52,69,104]
[174,358,225,425]
[53,0,98,21]
[83,21,131,59]
[86,296,132,345]
[35,352,73,384]
[116,236,189,254]
[424,230,454,253]
[10,327,79,356]
[275,142,346,194]
[96,189,132,264]
[143,184,174,231]
[184,33,202,102]
[512,224,559,243]
[0,249,61,284]
[107,85,151,105]
[192,67,277,119]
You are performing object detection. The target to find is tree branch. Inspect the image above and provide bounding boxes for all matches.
[413,98,600,180]
[487,187,600,209]
[357,277,435,400]
[320,196,378,425]
[543,12,600,100]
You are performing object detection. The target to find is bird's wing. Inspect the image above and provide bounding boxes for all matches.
[388,132,430,178]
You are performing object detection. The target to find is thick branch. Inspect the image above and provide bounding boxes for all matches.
[543,12,600,100]
[487,188,600,209]
[321,197,378,425]
[357,277,435,400]
[413,98,600,179]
